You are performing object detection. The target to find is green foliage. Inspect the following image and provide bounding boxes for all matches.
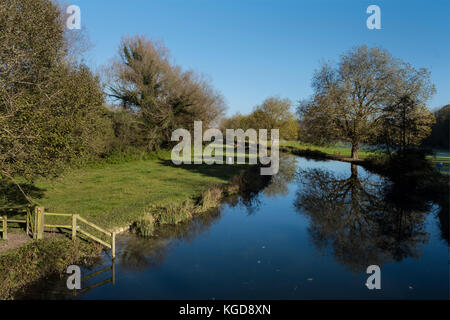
[0,0,111,185]
[109,36,226,151]
[297,45,435,159]
[221,96,300,140]
[151,201,195,225]
[131,214,156,237]
[197,186,223,211]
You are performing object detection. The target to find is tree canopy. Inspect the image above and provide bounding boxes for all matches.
[0,0,111,194]
[221,96,299,141]
[297,45,435,159]
[109,36,226,150]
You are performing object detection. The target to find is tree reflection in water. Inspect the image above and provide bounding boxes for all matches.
[295,164,431,273]
[262,154,298,199]
[224,154,298,214]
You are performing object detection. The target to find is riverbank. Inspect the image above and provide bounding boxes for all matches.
[0,237,102,300]
[0,151,254,298]
[280,142,449,215]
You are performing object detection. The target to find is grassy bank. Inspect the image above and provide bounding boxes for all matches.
[0,237,101,300]
[4,151,247,232]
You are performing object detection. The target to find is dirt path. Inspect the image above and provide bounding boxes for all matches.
[0,233,31,254]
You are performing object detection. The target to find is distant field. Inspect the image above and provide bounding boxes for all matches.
[281,141,450,175]
[279,141,379,159]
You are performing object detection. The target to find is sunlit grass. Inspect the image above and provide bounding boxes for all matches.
[30,153,246,230]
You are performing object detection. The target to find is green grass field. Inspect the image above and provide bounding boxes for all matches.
[21,154,246,230]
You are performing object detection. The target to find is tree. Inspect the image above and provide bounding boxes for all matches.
[109,36,226,150]
[220,113,252,131]
[380,95,435,155]
[248,96,299,140]
[0,0,111,199]
[298,45,435,159]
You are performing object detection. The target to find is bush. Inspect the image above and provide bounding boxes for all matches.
[131,214,156,238]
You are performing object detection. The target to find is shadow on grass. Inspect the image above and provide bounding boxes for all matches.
[157,159,273,213]
[156,159,250,181]
[0,180,45,215]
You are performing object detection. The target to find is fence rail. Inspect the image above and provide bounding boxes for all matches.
[1,216,7,240]
[1,207,115,259]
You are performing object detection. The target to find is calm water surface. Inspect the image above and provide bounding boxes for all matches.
[34,155,449,299]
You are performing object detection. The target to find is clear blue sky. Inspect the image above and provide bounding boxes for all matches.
[69,0,450,116]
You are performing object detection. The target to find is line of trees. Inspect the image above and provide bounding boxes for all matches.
[221,96,300,141]
[221,46,441,159]
[1,0,445,196]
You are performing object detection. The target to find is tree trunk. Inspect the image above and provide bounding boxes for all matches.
[350,163,358,177]
[351,142,359,160]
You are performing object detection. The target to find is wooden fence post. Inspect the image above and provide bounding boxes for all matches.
[36,207,44,240]
[33,207,38,239]
[72,214,78,240]
[2,216,7,240]
[26,208,30,236]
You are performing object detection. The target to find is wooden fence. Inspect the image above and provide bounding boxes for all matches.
[1,207,116,259]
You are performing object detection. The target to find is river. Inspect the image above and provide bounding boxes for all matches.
[29,155,449,299]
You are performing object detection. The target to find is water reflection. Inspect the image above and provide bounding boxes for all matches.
[121,209,222,272]
[225,154,298,214]
[295,164,430,273]
[262,155,298,199]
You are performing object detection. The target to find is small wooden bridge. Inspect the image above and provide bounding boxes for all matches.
[1,206,116,258]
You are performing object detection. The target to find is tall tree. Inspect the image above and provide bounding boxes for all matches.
[109,36,225,150]
[0,0,110,199]
[298,45,435,159]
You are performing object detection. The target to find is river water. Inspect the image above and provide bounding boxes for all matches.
[31,155,449,299]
